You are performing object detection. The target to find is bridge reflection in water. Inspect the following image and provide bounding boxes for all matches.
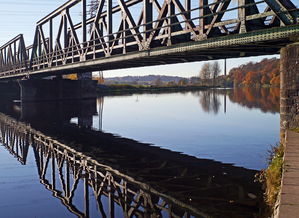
[0,91,269,218]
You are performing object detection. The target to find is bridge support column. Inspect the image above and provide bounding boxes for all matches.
[20,99,96,126]
[19,79,97,102]
[280,43,299,141]
[0,81,20,100]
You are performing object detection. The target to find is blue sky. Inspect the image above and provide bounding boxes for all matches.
[0,0,280,78]
[0,0,66,44]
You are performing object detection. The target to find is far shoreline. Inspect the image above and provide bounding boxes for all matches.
[96,84,279,96]
[96,84,218,96]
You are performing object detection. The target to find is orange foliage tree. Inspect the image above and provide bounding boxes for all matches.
[229,58,280,87]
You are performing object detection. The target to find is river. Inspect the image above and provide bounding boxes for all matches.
[0,88,280,218]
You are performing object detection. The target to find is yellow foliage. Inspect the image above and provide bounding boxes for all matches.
[64,74,78,80]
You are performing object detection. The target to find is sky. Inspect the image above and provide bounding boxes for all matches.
[0,0,282,78]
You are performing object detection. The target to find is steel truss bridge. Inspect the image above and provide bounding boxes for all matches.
[0,111,261,217]
[0,0,298,80]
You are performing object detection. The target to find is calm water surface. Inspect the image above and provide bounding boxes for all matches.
[0,88,280,217]
[85,89,279,170]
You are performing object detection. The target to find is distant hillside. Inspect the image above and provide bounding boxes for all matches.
[229,58,280,87]
[101,58,280,87]
[104,75,187,85]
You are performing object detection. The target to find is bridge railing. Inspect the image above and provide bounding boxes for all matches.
[0,0,298,78]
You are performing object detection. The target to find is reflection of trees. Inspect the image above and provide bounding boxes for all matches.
[198,90,221,114]
[229,87,280,113]
[200,91,211,112]
[212,93,221,114]
[194,88,280,114]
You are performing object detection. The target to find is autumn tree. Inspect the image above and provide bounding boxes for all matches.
[178,78,188,86]
[89,0,98,16]
[229,58,280,86]
[233,70,244,86]
[211,61,221,79]
[261,74,269,85]
[167,81,176,86]
[245,71,261,86]
[211,61,221,86]
[244,71,254,85]
[88,1,100,32]
[64,74,78,80]
[270,75,280,86]
[199,63,212,80]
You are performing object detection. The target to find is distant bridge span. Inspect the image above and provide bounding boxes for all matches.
[0,0,298,80]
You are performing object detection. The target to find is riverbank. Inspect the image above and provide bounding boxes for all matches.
[275,131,299,217]
[96,84,221,95]
[262,130,299,217]
[259,143,284,217]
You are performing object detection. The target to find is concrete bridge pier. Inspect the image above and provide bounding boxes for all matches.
[277,42,299,218]
[280,42,299,139]
[20,99,97,125]
[19,78,97,102]
[0,81,20,100]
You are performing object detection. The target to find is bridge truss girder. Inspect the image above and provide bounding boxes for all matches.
[0,35,29,77]
[0,0,298,78]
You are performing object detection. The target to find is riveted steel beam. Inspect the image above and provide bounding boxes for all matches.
[264,0,295,25]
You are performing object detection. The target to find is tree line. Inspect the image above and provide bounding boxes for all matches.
[196,58,280,87]
[228,58,280,87]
